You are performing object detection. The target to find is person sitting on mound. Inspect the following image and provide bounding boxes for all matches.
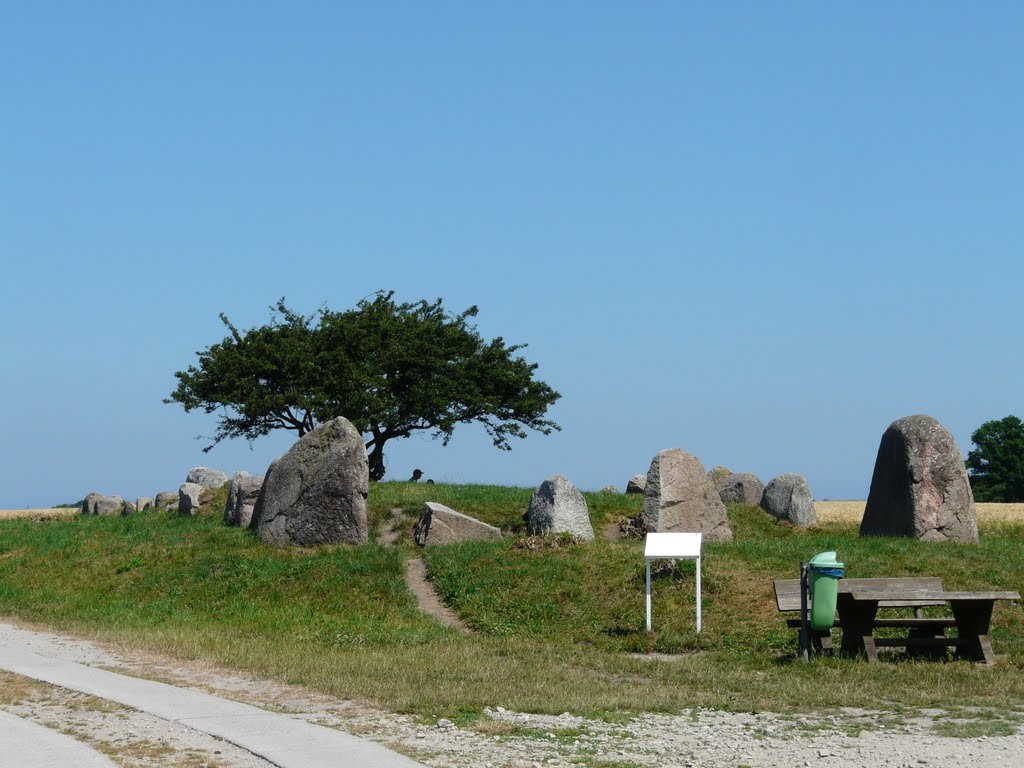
[409,468,424,482]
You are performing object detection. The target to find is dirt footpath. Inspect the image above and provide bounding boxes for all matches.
[0,620,1021,768]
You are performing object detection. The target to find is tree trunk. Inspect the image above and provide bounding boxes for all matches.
[367,441,387,481]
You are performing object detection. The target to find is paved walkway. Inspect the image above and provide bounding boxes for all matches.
[0,641,424,768]
[0,708,118,768]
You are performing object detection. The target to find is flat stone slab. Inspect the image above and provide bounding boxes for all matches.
[0,709,118,768]
[0,643,423,768]
[414,502,501,546]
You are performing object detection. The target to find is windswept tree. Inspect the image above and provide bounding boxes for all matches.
[167,292,561,480]
[965,415,1024,502]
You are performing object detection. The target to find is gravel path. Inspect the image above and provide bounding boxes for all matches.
[1,621,1022,768]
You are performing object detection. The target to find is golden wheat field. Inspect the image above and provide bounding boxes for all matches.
[0,508,78,521]
[816,501,1024,524]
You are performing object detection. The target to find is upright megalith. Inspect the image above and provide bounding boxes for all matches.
[178,483,204,516]
[717,472,765,505]
[250,417,369,547]
[861,414,978,542]
[642,449,733,540]
[524,475,594,540]
[760,474,816,527]
[224,471,264,528]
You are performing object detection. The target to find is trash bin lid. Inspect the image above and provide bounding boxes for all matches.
[809,550,844,575]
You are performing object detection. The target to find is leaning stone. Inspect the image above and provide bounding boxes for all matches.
[861,414,978,542]
[136,497,153,512]
[414,502,502,546]
[642,449,733,540]
[185,467,229,489]
[224,472,263,528]
[178,483,204,516]
[716,472,765,505]
[81,493,124,516]
[250,416,369,547]
[760,474,817,526]
[625,474,647,494]
[524,475,594,541]
[154,491,177,508]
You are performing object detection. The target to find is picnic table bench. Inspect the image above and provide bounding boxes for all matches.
[774,576,1019,664]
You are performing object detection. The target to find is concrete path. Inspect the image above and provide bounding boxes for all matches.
[0,643,424,768]
[0,709,119,768]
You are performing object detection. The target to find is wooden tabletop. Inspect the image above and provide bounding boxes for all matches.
[846,590,1020,602]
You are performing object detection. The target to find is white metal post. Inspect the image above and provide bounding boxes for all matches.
[645,558,652,632]
[696,554,702,634]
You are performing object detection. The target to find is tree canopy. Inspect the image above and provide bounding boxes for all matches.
[965,415,1024,502]
[167,292,561,480]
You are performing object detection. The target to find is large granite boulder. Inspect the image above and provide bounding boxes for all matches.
[250,417,369,547]
[707,465,733,486]
[185,467,229,489]
[224,471,264,528]
[760,474,817,526]
[81,493,124,516]
[524,475,594,540]
[136,497,153,512]
[154,491,177,508]
[121,499,137,515]
[861,414,978,542]
[625,474,647,494]
[642,449,733,540]
[178,483,204,516]
[414,502,502,546]
[716,472,765,505]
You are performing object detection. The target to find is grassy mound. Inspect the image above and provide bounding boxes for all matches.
[0,482,1021,719]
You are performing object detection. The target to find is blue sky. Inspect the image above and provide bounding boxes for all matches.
[2,1,1021,507]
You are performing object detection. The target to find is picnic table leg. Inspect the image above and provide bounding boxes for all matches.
[951,600,996,664]
[838,595,879,662]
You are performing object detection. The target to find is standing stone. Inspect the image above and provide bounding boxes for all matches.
[642,449,733,541]
[178,483,204,516]
[136,497,154,512]
[760,474,817,527]
[716,472,766,505]
[81,493,124,516]
[250,417,369,547]
[154,491,177,508]
[524,476,594,541]
[861,414,978,542]
[414,502,502,546]
[185,467,230,489]
[625,474,647,494]
[224,472,264,528]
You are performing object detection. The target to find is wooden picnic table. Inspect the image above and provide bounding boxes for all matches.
[837,589,1020,664]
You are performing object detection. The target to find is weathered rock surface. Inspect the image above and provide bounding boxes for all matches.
[136,497,153,512]
[707,465,733,486]
[224,472,263,528]
[716,472,765,505]
[524,475,594,540]
[600,484,619,493]
[760,474,817,526]
[642,449,733,540]
[185,467,229,489]
[81,493,124,516]
[861,414,978,542]
[250,416,369,547]
[154,491,177,508]
[121,500,137,515]
[625,474,647,494]
[178,483,204,516]
[414,502,502,546]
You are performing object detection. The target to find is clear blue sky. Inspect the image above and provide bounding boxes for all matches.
[2,1,1021,508]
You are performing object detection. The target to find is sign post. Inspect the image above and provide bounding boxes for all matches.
[644,532,703,633]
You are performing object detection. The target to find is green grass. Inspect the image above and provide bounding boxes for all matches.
[0,482,1022,720]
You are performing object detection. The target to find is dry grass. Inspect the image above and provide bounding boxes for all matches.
[0,508,78,521]
[815,501,1024,524]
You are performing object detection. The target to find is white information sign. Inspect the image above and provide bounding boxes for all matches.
[644,532,703,633]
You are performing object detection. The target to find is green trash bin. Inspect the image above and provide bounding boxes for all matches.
[809,551,844,631]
